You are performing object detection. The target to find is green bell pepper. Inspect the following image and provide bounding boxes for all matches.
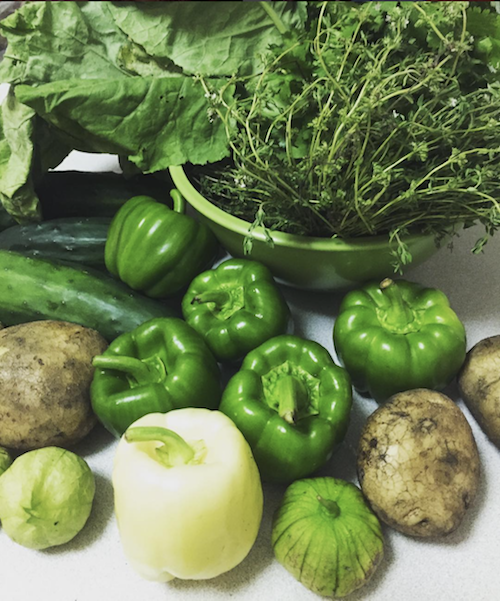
[90,317,221,437]
[105,191,218,298]
[219,335,352,483]
[181,259,291,363]
[333,278,467,403]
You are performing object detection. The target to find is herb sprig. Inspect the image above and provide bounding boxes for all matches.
[199,1,500,268]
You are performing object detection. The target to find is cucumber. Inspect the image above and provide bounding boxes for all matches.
[0,205,16,233]
[0,250,177,341]
[0,217,110,269]
[37,171,172,219]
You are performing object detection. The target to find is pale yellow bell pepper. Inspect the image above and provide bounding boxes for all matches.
[112,408,263,582]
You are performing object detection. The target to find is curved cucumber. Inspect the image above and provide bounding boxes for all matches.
[0,251,176,341]
[0,218,110,269]
[37,171,172,219]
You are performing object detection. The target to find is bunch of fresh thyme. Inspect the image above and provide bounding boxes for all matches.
[198,1,500,267]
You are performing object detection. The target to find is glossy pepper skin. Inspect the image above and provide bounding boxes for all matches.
[181,259,291,363]
[333,278,467,403]
[219,335,352,483]
[105,192,218,298]
[90,318,221,437]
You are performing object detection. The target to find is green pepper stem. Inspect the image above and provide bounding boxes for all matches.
[191,289,232,307]
[317,495,341,518]
[277,375,308,425]
[169,188,186,214]
[125,426,195,467]
[92,355,154,385]
[380,278,414,327]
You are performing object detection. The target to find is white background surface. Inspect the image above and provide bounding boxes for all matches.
[1,153,499,601]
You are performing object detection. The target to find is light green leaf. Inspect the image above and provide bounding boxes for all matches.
[0,88,71,222]
[16,76,234,171]
[117,42,181,78]
[0,89,38,221]
[0,1,131,84]
[107,1,306,76]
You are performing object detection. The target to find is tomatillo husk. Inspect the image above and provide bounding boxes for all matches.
[272,477,384,598]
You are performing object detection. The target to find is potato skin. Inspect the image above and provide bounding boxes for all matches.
[357,389,480,538]
[0,320,108,450]
[458,335,500,448]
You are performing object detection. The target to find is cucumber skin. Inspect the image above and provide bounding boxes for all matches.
[0,207,16,232]
[37,171,171,219]
[0,251,176,341]
[0,218,110,269]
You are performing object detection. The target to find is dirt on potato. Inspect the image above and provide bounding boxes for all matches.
[458,335,500,448]
[357,389,480,538]
[0,320,108,450]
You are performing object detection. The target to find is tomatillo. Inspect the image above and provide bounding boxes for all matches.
[0,447,95,550]
[272,477,384,598]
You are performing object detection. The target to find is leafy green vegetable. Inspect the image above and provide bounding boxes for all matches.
[0,0,498,264]
[107,0,307,77]
[16,77,234,171]
[0,1,132,84]
[0,0,306,220]
[0,90,38,221]
[0,88,70,222]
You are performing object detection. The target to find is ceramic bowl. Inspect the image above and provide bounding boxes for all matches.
[169,165,443,290]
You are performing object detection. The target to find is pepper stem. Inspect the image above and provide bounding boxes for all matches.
[125,426,195,468]
[191,289,232,307]
[317,495,341,518]
[380,278,414,327]
[92,355,155,385]
[277,375,308,425]
[169,188,186,214]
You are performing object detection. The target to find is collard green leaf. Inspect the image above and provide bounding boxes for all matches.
[0,89,38,221]
[16,77,234,171]
[117,42,181,78]
[0,1,131,84]
[107,1,306,77]
[0,88,71,222]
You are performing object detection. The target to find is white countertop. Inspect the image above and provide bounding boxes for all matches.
[2,154,499,601]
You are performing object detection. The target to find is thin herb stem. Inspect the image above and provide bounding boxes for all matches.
[197,1,500,267]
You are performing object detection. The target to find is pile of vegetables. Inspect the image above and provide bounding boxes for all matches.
[0,179,493,597]
[0,1,499,599]
[0,1,499,267]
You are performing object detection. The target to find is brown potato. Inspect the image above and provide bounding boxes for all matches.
[458,335,500,448]
[357,389,480,538]
[0,320,108,450]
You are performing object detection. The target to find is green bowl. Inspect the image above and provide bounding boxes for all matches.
[169,166,443,290]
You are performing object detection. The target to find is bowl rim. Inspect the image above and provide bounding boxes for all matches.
[169,165,434,252]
